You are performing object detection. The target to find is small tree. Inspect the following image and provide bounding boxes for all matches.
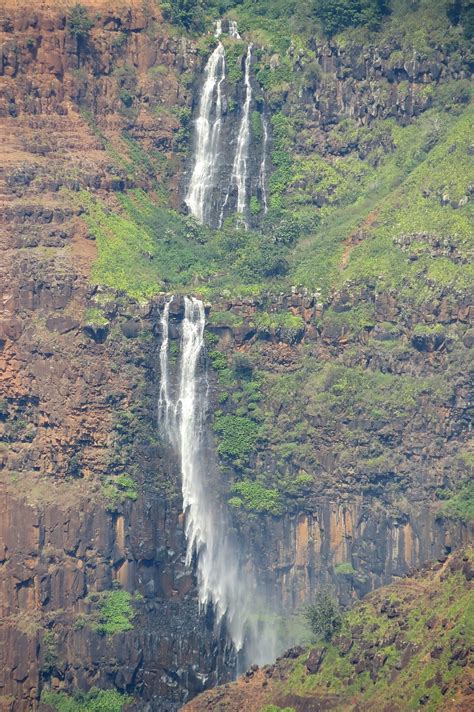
[161,0,205,32]
[305,589,342,642]
[68,4,94,66]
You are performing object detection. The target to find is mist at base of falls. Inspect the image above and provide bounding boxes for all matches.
[158,296,289,670]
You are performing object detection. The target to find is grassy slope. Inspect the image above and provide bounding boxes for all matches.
[185,548,474,712]
[77,0,472,304]
[81,100,473,302]
[291,103,473,300]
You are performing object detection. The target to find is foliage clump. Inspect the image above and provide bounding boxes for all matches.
[229,480,283,515]
[313,0,390,36]
[87,589,137,635]
[102,474,138,509]
[67,4,94,41]
[213,414,259,460]
[440,481,474,523]
[161,0,205,32]
[67,4,94,65]
[305,589,342,642]
[41,688,131,712]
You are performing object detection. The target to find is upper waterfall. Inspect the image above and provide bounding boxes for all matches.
[186,21,268,229]
[159,297,279,667]
[228,20,241,39]
[185,42,226,225]
[220,43,253,227]
[232,44,253,223]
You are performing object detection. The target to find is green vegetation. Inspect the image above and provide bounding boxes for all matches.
[84,308,109,327]
[305,590,342,642]
[87,589,137,635]
[67,4,93,41]
[334,562,356,576]
[41,688,131,712]
[41,631,59,677]
[262,549,474,711]
[229,481,283,515]
[161,0,205,31]
[441,481,474,523]
[213,414,259,460]
[67,4,94,66]
[102,474,138,509]
[80,191,291,300]
[313,0,390,36]
[223,39,246,85]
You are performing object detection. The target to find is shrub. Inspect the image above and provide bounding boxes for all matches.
[250,196,261,215]
[89,589,136,635]
[305,589,342,642]
[313,0,390,36]
[67,4,94,65]
[40,631,58,676]
[68,4,94,41]
[213,414,259,460]
[230,481,283,515]
[441,481,474,523]
[232,353,254,380]
[334,562,356,576]
[161,0,205,32]
[102,474,138,508]
[208,349,228,372]
[41,688,131,712]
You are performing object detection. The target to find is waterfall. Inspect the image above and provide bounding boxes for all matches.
[159,297,279,667]
[228,20,241,39]
[259,114,269,214]
[214,19,222,38]
[220,44,253,227]
[185,43,226,225]
[158,298,172,436]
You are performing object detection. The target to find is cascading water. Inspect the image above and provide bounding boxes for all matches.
[185,42,226,224]
[187,21,270,229]
[159,297,279,668]
[228,20,241,39]
[220,43,253,227]
[259,114,269,214]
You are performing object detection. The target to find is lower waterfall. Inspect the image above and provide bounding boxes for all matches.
[159,296,279,668]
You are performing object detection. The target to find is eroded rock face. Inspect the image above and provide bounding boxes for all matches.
[0,486,235,711]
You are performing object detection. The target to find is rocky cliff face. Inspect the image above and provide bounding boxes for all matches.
[184,548,474,712]
[0,1,472,711]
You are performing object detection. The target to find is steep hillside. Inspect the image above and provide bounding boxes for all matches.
[185,548,474,712]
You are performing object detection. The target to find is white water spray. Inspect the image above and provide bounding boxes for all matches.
[228,20,241,39]
[159,297,279,666]
[158,298,172,435]
[185,43,226,224]
[259,114,269,214]
[220,44,253,227]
